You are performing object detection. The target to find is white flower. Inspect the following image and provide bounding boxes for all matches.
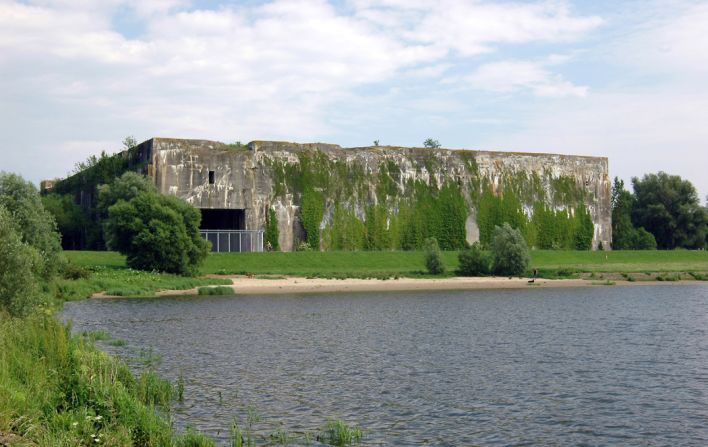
[72,422,78,427]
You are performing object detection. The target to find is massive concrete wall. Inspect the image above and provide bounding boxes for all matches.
[147,138,611,251]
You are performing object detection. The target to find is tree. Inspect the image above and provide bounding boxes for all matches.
[97,171,157,218]
[457,243,490,276]
[0,206,48,316]
[123,135,138,150]
[423,237,445,274]
[611,178,637,249]
[0,172,63,278]
[423,138,441,149]
[105,192,210,275]
[491,223,530,276]
[632,172,707,249]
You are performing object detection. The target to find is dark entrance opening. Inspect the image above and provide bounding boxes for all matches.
[200,209,245,230]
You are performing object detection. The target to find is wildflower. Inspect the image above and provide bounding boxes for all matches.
[72,422,78,427]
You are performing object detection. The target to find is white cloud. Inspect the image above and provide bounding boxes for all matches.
[351,0,603,55]
[0,0,602,183]
[464,60,588,97]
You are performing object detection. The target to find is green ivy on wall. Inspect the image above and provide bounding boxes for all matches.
[322,204,366,251]
[300,187,324,250]
[266,149,595,251]
[264,208,280,251]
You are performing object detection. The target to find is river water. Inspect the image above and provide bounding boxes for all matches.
[61,285,708,446]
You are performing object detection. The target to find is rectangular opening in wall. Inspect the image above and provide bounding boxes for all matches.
[208,170,215,184]
[200,209,245,230]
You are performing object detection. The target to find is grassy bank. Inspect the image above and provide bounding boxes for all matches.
[65,250,708,279]
[55,264,231,300]
[0,312,214,446]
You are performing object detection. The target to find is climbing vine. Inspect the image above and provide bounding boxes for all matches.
[266,148,596,251]
[300,187,324,250]
[264,208,280,251]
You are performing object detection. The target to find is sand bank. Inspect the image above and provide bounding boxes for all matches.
[92,275,700,299]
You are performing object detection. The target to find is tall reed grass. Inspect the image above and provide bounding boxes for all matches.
[0,312,212,446]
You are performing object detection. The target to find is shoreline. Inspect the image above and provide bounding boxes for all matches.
[91,275,704,299]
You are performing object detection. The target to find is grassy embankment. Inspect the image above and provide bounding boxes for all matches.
[66,250,708,281]
[56,254,231,300]
[0,312,220,446]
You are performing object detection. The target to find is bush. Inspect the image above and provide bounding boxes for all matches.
[423,237,445,275]
[105,192,210,276]
[491,223,530,276]
[634,227,657,250]
[457,243,490,276]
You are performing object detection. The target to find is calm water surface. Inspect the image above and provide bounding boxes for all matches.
[61,285,708,446]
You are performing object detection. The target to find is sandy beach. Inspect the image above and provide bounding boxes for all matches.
[91,275,700,299]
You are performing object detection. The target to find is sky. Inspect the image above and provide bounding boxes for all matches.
[1,0,707,201]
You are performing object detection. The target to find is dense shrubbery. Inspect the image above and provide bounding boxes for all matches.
[457,243,491,276]
[491,223,530,276]
[105,191,210,275]
[423,237,445,275]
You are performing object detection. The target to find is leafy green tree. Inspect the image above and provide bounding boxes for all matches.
[611,178,637,249]
[632,172,707,249]
[423,237,445,275]
[491,223,530,276]
[457,243,490,276]
[0,206,48,316]
[97,172,157,218]
[423,138,441,149]
[0,172,63,278]
[105,192,210,275]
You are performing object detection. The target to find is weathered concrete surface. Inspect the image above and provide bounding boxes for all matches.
[146,138,611,251]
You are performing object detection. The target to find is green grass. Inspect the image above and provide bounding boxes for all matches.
[197,286,235,296]
[64,250,708,280]
[56,261,231,301]
[318,420,363,446]
[205,250,708,276]
[0,312,213,446]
